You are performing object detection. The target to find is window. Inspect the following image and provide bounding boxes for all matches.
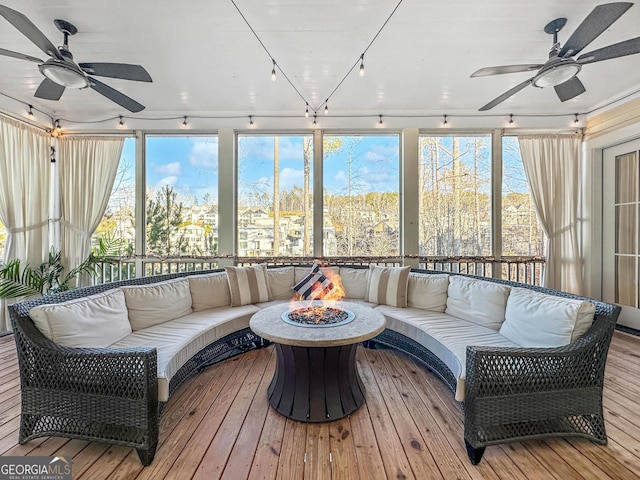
[501,136,546,257]
[237,135,313,257]
[92,137,136,255]
[418,135,491,256]
[323,134,400,256]
[145,135,219,256]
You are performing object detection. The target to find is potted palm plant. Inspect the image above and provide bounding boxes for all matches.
[0,237,121,299]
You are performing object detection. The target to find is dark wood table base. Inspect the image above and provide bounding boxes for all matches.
[267,343,366,422]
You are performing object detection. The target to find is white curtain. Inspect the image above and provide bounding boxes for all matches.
[58,137,124,286]
[518,133,583,294]
[0,115,51,330]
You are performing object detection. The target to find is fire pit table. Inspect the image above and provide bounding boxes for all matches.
[249,301,386,422]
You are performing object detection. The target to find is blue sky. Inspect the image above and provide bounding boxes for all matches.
[115,134,527,206]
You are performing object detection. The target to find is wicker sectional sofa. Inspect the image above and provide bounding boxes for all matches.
[8,265,620,466]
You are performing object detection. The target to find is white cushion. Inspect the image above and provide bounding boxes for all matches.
[339,267,369,299]
[499,287,597,347]
[29,289,131,348]
[366,265,411,307]
[445,276,510,331]
[407,273,449,312]
[267,267,295,300]
[188,272,231,311]
[110,304,260,401]
[225,264,272,306]
[375,305,518,402]
[122,278,193,330]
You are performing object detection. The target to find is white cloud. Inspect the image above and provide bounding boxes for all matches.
[154,162,182,176]
[189,139,218,168]
[279,168,304,190]
[155,176,178,189]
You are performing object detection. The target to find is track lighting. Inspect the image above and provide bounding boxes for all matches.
[27,105,33,117]
[181,116,188,129]
[324,101,329,115]
[249,115,255,128]
[118,115,124,128]
[271,59,277,81]
[443,114,448,127]
[508,114,514,126]
[305,103,309,118]
[359,54,365,77]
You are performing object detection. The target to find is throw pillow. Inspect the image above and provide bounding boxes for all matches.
[267,266,296,300]
[445,276,510,330]
[293,263,335,300]
[407,273,449,312]
[499,287,596,347]
[188,272,232,311]
[365,265,411,307]
[29,288,132,348]
[122,278,193,330]
[338,267,369,299]
[225,264,272,306]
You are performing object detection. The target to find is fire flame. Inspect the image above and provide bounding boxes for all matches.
[289,265,346,322]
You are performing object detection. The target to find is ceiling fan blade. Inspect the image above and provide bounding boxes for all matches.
[478,78,533,111]
[558,2,633,57]
[79,63,152,82]
[89,77,145,112]
[554,76,586,102]
[471,64,543,77]
[0,5,62,59]
[577,36,640,64]
[0,47,43,63]
[34,78,65,100]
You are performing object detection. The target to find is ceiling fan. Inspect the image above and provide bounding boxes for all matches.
[0,4,152,112]
[471,2,640,111]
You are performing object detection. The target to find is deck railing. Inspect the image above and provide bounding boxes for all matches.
[93,255,545,286]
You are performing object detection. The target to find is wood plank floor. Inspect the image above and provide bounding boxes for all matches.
[1,331,640,479]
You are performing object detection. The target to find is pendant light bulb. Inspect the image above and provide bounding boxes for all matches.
[508,114,514,126]
[312,114,317,128]
[249,115,255,128]
[27,105,34,117]
[574,113,580,125]
[55,120,61,132]
[359,54,365,77]
[378,114,383,127]
[443,114,448,127]
[118,115,124,128]
[181,116,188,129]
[271,59,277,81]
[324,101,328,115]
[305,103,309,118]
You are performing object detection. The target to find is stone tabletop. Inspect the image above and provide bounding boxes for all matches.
[249,301,386,347]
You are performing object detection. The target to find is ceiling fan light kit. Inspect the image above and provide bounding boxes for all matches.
[531,61,582,88]
[472,2,640,110]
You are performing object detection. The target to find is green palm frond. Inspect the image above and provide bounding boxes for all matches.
[0,259,44,298]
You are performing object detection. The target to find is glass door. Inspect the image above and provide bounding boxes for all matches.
[603,139,640,329]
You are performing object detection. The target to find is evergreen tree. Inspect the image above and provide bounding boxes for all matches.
[146,185,186,255]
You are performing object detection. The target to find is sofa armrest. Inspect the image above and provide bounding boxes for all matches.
[463,317,616,455]
[465,316,614,401]
[14,322,157,401]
